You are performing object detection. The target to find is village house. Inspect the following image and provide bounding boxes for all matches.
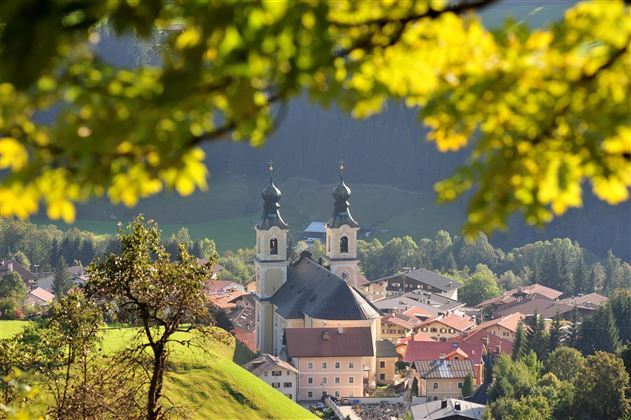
[476,283,563,314]
[372,291,464,316]
[0,259,37,289]
[285,327,373,400]
[559,293,608,309]
[204,279,245,296]
[412,359,476,401]
[365,268,462,300]
[243,353,299,401]
[380,312,422,343]
[376,340,398,385]
[467,312,524,341]
[418,313,476,341]
[24,287,54,307]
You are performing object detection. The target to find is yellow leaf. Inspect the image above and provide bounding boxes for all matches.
[176,27,201,50]
[0,137,28,170]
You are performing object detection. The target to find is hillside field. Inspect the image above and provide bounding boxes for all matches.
[0,321,315,420]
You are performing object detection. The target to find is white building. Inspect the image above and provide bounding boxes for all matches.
[243,353,299,401]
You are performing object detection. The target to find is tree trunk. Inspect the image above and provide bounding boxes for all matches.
[147,345,166,420]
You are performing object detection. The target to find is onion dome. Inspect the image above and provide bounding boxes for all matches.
[258,161,288,229]
[327,159,359,228]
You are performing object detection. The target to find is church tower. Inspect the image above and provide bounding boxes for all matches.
[325,160,360,288]
[254,162,289,354]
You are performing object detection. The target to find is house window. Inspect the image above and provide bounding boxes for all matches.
[308,391,313,398]
[431,328,437,333]
[458,382,463,389]
[349,377,354,384]
[349,362,354,369]
[322,377,328,384]
[322,390,327,396]
[380,373,385,381]
[270,238,278,255]
[449,329,455,334]
[380,361,386,368]
[335,377,340,384]
[422,327,428,332]
[272,370,282,376]
[433,383,439,390]
[284,382,292,388]
[433,396,438,401]
[340,236,349,253]
[322,362,328,369]
[286,394,292,399]
[272,382,280,388]
[440,328,446,333]
[308,362,313,369]
[335,391,340,397]
[308,377,313,384]
[335,362,340,369]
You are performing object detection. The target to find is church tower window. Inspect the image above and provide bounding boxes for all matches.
[340,236,349,253]
[270,238,278,255]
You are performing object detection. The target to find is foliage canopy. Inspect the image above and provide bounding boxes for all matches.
[0,1,629,236]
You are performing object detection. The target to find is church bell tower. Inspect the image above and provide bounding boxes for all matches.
[325,160,360,288]
[254,162,289,354]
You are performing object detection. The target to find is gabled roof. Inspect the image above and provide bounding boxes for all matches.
[420,313,475,332]
[470,312,524,334]
[414,359,475,379]
[285,327,374,358]
[382,313,421,330]
[476,283,563,308]
[243,353,299,376]
[410,398,485,420]
[28,287,54,303]
[404,341,484,364]
[0,259,37,283]
[403,306,435,319]
[449,329,514,355]
[272,255,381,320]
[560,293,608,308]
[373,268,461,292]
[234,328,257,353]
[495,298,575,319]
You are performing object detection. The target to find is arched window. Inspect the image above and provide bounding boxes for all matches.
[270,238,278,255]
[340,236,349,253]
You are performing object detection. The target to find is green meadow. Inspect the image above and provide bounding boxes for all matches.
[1,321,315,420]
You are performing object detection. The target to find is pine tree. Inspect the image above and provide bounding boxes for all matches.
[52,257,72,298]
[574,254,589,295]
[462,373,475,398]
[578,304,621,354]
[513,321,528,361]
[566,307,581,348]
[548,314,562,353]
[528,311,549,360]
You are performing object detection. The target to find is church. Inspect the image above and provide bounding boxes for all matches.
[253,161,382,360]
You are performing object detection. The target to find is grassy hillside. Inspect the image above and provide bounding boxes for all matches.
[0,321,315,420]
[33,174,466,252]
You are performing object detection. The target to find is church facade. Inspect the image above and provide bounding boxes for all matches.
[253,163,381,375]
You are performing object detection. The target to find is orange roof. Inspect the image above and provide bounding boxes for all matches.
[234,328,257,353]
[421,313,475,332]
[471,312,524,334]
[208,291,246,310]
[382,313,420,330]
[28,287,54,303]
[402,306,434,319]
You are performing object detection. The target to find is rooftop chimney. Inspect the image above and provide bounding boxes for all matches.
[439,353,446,360]
[454,401,461,411]
[441,399,448,409]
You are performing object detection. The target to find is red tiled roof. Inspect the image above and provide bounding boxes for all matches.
[382,313,420,330]
[402,306,434,319]
[420,313,475,332]
[286,327,374,358]
[208,291,246,310]
[234,328,257,353]
[450,329,514,355]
